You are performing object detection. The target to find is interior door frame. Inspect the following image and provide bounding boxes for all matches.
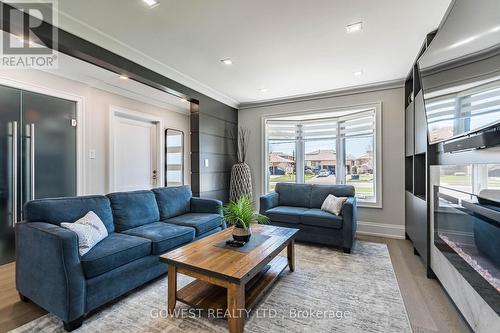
[108,105,164,192]
[0,75,85,195]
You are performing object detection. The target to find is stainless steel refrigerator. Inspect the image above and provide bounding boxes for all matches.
[0,84,77,264]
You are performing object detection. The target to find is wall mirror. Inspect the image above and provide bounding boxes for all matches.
[165,129,184,187]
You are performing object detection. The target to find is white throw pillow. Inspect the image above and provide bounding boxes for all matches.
[321,194,347,216]
[61,211,108,256]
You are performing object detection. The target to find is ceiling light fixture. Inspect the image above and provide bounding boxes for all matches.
[259,88,268,93]
[346,22,363,33]
[353,70,363,76]
[220,58,233,65]
[119,75,129,80]
[143,0,160,8]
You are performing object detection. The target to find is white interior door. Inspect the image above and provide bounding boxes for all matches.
[111,114,159,191]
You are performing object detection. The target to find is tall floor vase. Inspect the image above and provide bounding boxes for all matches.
[229,162,253,202]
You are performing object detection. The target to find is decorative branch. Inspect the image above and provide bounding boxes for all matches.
[237,127,250,163]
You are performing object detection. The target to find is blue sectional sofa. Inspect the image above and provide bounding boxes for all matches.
[260,183,357,253]
[15,186,224,331]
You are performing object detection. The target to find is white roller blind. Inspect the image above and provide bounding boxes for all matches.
[426,96,457,124]
[268,109,375,140]
[340,110,375,138]
[460,85,500,118]
[301,119,337,140]
[267,121,297,141]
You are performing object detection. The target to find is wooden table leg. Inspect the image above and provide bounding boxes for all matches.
[227,283,245,333]
[287,239,295,272]
[167,265,177,314]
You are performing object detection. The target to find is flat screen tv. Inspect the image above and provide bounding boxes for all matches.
[418,0,500,145]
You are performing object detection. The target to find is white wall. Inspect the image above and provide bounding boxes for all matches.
[0,69,190,195]
[238,87,406,238]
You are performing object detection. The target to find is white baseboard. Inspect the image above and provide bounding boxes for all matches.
[356,221,406,239]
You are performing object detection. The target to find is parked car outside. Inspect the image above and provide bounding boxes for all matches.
[318,169,330,177]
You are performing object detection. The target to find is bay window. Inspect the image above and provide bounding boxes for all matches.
[264,105,381,207]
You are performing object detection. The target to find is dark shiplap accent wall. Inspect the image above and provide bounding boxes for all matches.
[191,102,238,202]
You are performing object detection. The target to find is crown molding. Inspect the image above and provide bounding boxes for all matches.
[238,79,405,110]
[55,9,239,108]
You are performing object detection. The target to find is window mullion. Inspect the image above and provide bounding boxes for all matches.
[296,124,304,183]
[336,122,345,184]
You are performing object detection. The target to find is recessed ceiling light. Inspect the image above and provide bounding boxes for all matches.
[260,88,268,93]
[119,75,129,80]
[220,58,233,65]
[353,70,363,76]
[346,22,363,33]
[143,0,160,8]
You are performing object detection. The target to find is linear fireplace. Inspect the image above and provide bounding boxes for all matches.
[434,185,500,315]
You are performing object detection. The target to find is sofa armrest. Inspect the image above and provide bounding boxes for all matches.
[190,197,222,215]
[341,197,358,250]
[15,222,85,322]
[260,192,279,214]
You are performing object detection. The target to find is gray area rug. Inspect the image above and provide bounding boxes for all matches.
[10,241,411,333]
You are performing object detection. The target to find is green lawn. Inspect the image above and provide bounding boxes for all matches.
[440,174,500,187]
[439,175,471,185]
[490,177,500,187]
[346,174,373,182]
[270,174,316,182]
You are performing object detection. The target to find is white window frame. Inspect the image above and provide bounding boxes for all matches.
[261,102,383,208]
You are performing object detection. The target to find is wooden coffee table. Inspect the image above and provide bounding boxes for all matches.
[160,224,298,333]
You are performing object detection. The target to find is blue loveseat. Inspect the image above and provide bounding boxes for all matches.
[260,183,357,253]
[15,186,224,331]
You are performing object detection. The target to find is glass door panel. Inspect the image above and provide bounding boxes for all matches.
[0,85,21,264]
[21,91,77,201]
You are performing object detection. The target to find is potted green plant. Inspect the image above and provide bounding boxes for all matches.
[222,196,269,242]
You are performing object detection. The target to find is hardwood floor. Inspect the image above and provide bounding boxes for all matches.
[0,262,45,333]
[0,236,471,333]
[358,235,471,333]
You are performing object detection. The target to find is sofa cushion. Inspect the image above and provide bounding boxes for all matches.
[24,195,115,233]
[264,206,309,224]
[61,211,109,256]
[276,183,312,207]
[300,208,343,229]
[81,233,151,278]
[164,213,222,236]
[310,184,355,208]
[122,222,195,255]
[321,194,347,216]
[107,190,160,232]
[152,186,192,219]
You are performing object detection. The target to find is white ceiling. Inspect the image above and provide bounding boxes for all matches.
[55,0,451,107]
[45,52,190,114]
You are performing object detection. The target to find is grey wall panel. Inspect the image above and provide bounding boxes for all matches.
[199,113,237,138]
[191,102,238,203]
[199,133,235,155]
[192,152,236,174]
[198,98,238,124]
[200,189,231,202]
[199,172,230,193]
